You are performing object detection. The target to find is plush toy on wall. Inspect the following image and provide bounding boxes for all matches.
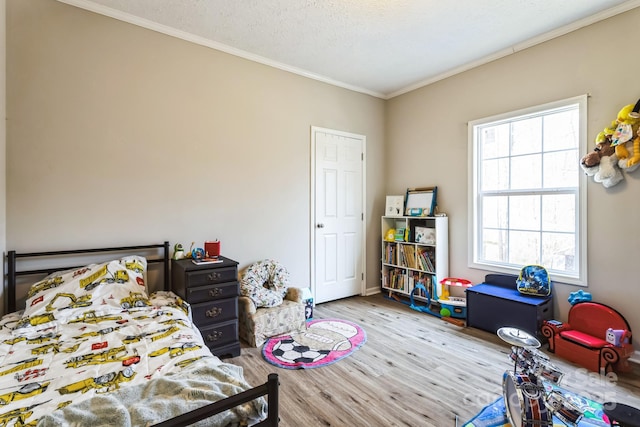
[609,100,640,172]
[606,328,631,347]
[580,131,623,188]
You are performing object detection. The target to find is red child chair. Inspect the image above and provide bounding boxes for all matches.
[541,302,634,374]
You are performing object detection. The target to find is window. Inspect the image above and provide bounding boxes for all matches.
[469,95,587,286]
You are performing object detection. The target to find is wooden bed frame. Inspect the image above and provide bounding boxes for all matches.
[5,242,280,427]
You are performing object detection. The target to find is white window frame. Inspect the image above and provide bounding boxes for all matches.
[468,95,588,287]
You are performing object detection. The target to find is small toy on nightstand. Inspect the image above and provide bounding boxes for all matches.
[173,243,185,260]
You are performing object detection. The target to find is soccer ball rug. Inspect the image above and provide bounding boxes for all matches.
[262,318,366,369]
[271,338,330,364]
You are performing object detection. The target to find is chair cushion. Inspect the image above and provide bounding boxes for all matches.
[240,260,290,308]
[560,330,608,348]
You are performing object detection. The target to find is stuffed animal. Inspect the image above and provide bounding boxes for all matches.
[568,289,592,305]
[384,228,396,242]
[606,328,631,347]
[609,102,640,171]
[618,125,640,172]
[172,243,185,260]
[581,131,623,188]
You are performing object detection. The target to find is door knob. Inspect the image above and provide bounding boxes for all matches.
[316,223,324,228]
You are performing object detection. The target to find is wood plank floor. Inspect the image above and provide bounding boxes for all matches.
[223,294,640,426]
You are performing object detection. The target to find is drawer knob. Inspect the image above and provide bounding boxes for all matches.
[207,331,223,341]
[207,272,221,281]
[206,307,223,318]
[209,288,222,297]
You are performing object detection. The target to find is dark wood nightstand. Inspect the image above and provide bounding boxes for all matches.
[171,256,240,358]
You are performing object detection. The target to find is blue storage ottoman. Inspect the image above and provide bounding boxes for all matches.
[466,273,553,342]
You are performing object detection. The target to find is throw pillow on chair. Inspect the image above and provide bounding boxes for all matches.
[240,259,290,308]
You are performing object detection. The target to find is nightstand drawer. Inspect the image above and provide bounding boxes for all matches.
[187,281,238,304]
[186,267,237,287]
[170,257,240,358]
[191,297,238,326]
[199,320,238,350]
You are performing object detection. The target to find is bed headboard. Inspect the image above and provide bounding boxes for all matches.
[5,241,170,314]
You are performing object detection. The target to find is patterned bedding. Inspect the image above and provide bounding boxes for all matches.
[0,256,266,426]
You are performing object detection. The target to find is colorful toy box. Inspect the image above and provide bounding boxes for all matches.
[466,274,553,342]
[438,277,472,319]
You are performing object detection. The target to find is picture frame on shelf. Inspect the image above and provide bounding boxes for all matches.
[385,195,404,217]
[414,226,435,245]
[404,186,438,216]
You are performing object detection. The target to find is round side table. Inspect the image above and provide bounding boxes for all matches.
[603,402,640,427]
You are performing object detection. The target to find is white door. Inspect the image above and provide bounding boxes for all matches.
[311,126,365,304]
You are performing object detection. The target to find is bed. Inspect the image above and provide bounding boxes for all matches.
[3,242,279,427]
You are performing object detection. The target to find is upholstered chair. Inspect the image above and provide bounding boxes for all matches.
[237,260,307,347]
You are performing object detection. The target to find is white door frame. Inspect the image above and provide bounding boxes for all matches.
[310,126,367,302]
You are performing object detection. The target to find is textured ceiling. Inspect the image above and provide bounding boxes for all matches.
[59,0,640,98]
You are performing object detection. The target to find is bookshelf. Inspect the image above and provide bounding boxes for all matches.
[381,216,449,305]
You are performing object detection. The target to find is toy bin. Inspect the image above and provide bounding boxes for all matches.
[466,274,553,342]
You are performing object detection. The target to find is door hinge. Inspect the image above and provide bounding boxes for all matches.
[362,273,364,280]
[361,153,364,161]
[361,213,364,220]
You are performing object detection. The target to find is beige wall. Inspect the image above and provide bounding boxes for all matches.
[5,0,385,304]
[7,0,640,342]
[1,0,5,302]
[387,7,640,335]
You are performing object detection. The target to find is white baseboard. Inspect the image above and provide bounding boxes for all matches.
[629,350,640,365]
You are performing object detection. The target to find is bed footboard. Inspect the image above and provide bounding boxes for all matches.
[151,373,279,427]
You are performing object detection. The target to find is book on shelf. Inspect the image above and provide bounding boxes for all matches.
[387,268,407,291]
[385,242,396,264]
[398,244,406,267]
[192,257,223,265]
[417,248,435,271]
[404,245,416,269]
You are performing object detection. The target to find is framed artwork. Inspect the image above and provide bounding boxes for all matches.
[404,186,438,216]
[414,226,435,244]
[385,195,404,217]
